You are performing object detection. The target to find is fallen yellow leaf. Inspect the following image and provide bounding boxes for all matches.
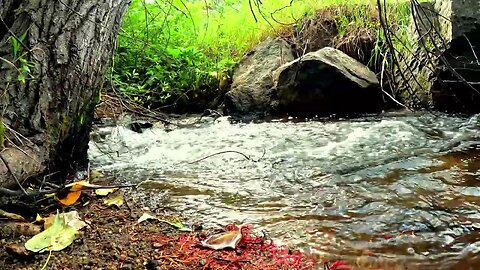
[95,188,118,196]
[103,194,124,207]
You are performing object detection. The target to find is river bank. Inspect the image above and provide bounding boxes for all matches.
[0,190,177,269]
[0,187,347,270]
[86,111,480,269]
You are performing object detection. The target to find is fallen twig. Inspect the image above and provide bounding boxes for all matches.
[0,151,28,195]
[69,183,138,192]
[0,187,53,196]
[185,149,266,164]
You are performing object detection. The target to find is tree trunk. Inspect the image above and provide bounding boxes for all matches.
[0,0,130,188]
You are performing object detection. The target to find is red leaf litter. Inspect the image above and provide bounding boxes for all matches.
[151,224,351,270]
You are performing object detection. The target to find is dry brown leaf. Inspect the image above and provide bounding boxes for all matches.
[200,230,242,250]
[0,222,42,236]
[4,243,33,258]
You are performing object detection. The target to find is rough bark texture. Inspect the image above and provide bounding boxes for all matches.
[397,0,480,111]
[430,0,480,112]
[0,0,130,187]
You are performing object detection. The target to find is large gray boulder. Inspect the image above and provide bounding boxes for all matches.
[224,38,295,116]
[273,47,383,116]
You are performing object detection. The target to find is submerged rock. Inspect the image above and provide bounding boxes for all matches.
[273,47,383,116]
[224,38,295,116]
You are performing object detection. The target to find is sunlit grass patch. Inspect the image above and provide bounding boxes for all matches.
[114,0,413,111]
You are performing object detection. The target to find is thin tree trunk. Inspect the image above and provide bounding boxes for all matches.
[0,0,130,188]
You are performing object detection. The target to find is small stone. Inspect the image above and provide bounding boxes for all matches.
[120,263,133,270]
[119,253,128,261]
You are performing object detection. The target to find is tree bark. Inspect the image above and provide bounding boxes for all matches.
[0,0,130,188]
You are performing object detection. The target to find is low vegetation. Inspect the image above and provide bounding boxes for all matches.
[112,0,412,113]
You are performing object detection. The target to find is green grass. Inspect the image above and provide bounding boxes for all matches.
[0,118,4,148]
[113,0,412,112]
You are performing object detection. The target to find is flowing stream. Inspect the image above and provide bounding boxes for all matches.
[89,111,480,269]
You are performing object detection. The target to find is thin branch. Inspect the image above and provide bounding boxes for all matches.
[186,149,265,164]
[0,151,28,195]
[379,52,410,110]
[0,15,30,52]
[463,34,480,66]
[248,0,258,22]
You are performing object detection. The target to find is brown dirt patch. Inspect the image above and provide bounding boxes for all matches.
[0,191,181,269]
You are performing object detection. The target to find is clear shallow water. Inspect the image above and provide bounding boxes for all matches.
[90,111,480,269]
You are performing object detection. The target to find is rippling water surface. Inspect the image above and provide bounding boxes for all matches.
[89,111,480,269]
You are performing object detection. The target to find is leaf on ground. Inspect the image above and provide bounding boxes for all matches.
[0,209,26,221]
[168,220,191,232]
[39,211,87,231]
[25,213,77,253]
[36,214,52,228]
[103,194,124,207]
[95,188,118,196]
[200,230,242,250]
[137,212,158,224]
[36,214,44,223]
[57,180,103,205]
[56,190,81,206]
[62,211,88,231]
[4,243,33,258]
[137,213,191,232]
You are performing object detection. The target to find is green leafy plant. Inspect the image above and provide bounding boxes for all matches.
[113,0,411,111]
[0,118,5,149]
[10,31,34,84]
